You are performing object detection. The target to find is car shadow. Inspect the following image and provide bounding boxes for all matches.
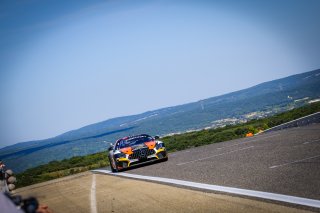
[118,158,167,172]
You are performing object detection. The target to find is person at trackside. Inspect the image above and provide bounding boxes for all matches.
[0,160,7,192]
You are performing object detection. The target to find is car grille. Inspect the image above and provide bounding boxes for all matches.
[129,148,155,159]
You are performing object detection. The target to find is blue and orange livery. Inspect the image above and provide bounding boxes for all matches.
[108,134,168,172]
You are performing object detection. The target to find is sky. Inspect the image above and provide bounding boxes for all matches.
[0,0,320,147]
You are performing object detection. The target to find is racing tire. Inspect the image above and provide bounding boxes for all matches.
[108,157,118,173]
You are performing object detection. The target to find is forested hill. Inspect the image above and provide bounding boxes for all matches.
[1,68,320,172]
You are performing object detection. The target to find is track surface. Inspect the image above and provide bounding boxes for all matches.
[16,172,313,213]
[121,124,320,200]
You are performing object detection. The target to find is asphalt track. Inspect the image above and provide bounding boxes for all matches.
[111,123,320,201]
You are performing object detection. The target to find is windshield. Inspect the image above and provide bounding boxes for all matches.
[117,135,153,149]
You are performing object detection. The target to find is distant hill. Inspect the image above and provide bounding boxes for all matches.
[1,68,320,172]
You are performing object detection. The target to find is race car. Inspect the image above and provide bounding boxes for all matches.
[108,134,168,172]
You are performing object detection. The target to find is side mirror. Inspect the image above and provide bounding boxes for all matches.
[108,143,113,151]
[154,135,160,140]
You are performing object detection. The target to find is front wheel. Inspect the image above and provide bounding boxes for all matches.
[108,157,118,172]
[161,157,168,162]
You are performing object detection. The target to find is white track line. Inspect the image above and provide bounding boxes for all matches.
[92,169,320,209]
[176,146,254,166]
[216,134,279,150]
[303,139,320,145]
[90,174,98,213]
[269,155,320,169]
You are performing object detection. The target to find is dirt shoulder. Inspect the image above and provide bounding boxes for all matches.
[15,172,312,213]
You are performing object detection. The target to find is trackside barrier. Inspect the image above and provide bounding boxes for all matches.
[257,112,320,135]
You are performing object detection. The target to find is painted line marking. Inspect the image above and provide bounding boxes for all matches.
[176,146,254,166]
[90,174,98,213]
[303,139,320,145]
[92,169,320,209]
[270,155,320,169]
[216,134,280,150]
[165,134,279,156]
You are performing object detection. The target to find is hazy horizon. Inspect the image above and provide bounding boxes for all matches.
[1,0,320,147]
[1,68,318,149]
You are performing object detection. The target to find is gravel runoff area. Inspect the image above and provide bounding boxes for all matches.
[14,172,314,213]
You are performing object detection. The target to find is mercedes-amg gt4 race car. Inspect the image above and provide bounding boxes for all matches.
[108,134,168,172]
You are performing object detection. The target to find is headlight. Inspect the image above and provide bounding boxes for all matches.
[114,152,126,159]
[156,142,165,149]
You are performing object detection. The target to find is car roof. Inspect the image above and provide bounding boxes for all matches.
[118,134,151,141]
[115,134,151,144]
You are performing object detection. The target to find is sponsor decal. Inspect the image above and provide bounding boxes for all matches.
[144,141,156,149]
[120,147,133,155]
[140,149,147,158]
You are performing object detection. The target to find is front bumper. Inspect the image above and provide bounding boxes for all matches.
[116,147,167,169]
